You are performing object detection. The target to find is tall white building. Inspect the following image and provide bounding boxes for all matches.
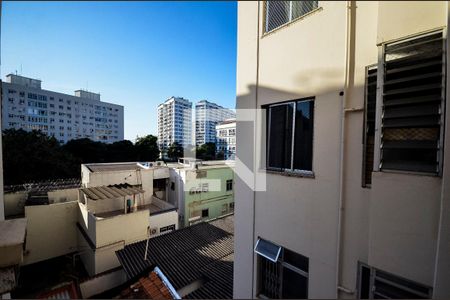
[2,74,124,144]
[195,100,235,146]
[157,97,192,151]
[216,119,236,160]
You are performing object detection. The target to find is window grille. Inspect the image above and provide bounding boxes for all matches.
[381,31,445,174]
[255,239,309,299]
[264,1,319,33]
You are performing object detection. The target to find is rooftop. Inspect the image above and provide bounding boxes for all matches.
[116,267,178,299]
[85,161,166,173]
[116,214,234,299]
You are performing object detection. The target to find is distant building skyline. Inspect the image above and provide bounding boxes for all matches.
[2,74,124,144]
[195,100,235,146]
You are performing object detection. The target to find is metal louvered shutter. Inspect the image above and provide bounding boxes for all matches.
[381,31,445,174]
[363,66,377,186]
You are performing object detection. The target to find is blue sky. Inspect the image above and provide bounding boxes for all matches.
[1,1,237,140]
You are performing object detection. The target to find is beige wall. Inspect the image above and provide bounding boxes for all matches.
[48,188,79,203]
[78,203,150,276]
[235,1,448,299]
[4,192,27,217]
[23,201,78,265]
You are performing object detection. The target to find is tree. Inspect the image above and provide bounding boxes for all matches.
[167,142,183,161]
[62,138,107,163]
[135,135,160,161]
[2,129,78,185]
[196,142,217,160]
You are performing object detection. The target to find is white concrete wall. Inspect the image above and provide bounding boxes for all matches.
[149,209,179,236]
[95,209,149,248]
[23,201,78,265]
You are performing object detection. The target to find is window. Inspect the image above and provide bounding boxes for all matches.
[255,239,309,299]
[362,66,377,187]
[229,202,234,212]
[357,263,432,299]
[201,209,209,218]
[222,203,228,214]
[264,1,318,33]
[266,98,314,173]
[226,179,233,191]
[380,31,445,174]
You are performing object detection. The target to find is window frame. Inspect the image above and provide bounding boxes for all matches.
[255,239,309,299]
[375,29,446,176]
[357,262,432,299]
[263,1,320,34]
[265,97,315,175]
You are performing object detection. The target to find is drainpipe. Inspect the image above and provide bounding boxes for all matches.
[336,1,356,297]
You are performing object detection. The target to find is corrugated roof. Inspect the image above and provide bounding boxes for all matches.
[116,215,234,299]
[80,183,144,200]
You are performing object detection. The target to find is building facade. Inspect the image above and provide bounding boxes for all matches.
[234,1,450,299]
[195,100,235,146]
[2,74,124,144]
[216,119,236,160]
[168,158,235,227]
[157,97,192,152]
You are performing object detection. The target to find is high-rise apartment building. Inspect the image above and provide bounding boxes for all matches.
[234,1,450,299]
[216,119,236,160]
[195,100,235,146]
[2,74,124,144]
[157,97,192,151]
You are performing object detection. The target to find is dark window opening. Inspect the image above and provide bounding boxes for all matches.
[358,263,432,299]
[266,99,314,173]
[201,209,209,218]
[256,239,309,299]
[226,179,233,191]
[363,66,377,187]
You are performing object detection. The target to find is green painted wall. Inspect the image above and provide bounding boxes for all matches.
[183,166,234,227]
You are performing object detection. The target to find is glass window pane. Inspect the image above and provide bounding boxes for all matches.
[268,104,293,170]
[292,1,319,19]
[293,100,314,171]
[282,267,308,299]
[255,238,282,262]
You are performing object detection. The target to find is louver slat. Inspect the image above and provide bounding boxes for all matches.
[380,31,444,174]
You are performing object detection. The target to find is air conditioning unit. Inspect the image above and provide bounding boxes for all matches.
[149,227,158,236]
